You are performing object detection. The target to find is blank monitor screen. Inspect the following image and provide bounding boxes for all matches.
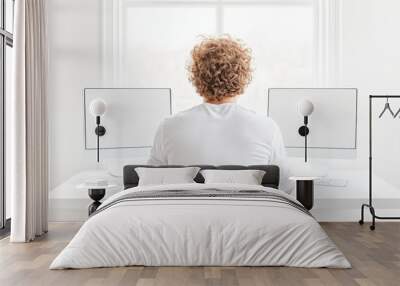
[268,88,357,150]
[84,88,172,149]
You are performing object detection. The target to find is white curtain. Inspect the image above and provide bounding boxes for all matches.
[8,0,48,242]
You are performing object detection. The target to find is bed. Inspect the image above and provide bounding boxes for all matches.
[50,165,350,269]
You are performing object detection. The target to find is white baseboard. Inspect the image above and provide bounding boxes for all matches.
[48,198,400,223]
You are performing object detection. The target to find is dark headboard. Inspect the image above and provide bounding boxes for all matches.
[123,165,280,190]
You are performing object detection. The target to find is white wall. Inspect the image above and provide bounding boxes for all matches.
[48,0,151,220]
[340,0,400,195]
[48,0,103,188]
[309,0,400,220]
[307,0,400,220]
[48,0,400,221]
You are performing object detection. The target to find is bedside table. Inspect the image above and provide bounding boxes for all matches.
[289,176,319,210]
[77,183,118,215]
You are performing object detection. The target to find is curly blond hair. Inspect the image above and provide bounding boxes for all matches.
[188,36,252,103]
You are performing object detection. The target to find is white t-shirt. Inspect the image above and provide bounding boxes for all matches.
[148,102,292,193]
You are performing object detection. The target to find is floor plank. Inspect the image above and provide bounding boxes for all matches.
[0,222,399,286]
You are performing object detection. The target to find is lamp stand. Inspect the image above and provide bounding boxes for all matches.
[298,116,310,162]
[305,130,308,162]
[94,116,106,163]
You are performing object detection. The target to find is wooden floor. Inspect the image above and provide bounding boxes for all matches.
[0,222,399,286]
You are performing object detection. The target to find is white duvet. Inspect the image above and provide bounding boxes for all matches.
[50,183,350,269]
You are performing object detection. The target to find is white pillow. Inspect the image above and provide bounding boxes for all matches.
[200,169,266,185]
[135,167,200,186]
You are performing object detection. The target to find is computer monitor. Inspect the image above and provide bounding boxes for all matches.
[268,88,358,159]
[84,88,172,150]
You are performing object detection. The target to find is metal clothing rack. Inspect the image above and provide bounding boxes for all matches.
[359,95,400,230]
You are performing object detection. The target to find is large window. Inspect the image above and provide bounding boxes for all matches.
[102,0,339,113]
[0,0,14,231]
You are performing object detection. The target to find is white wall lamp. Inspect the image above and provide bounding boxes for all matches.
[297,99,314,162]
[89,99,107,162]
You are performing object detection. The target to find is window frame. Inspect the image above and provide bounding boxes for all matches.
[0,0,14,232]
[102,0,341,90]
